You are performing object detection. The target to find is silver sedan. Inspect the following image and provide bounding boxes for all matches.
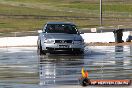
[37,22,85,55]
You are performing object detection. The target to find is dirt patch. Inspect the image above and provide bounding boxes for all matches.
[87,42,132,46]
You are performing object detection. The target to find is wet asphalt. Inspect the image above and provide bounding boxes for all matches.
[0,46,131,88]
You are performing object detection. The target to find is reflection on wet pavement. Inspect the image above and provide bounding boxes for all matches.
[0,47,39,86]
[39,46,132,86]
[0,46,131,87]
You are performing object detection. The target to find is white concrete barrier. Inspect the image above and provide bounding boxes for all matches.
[0,36,38,47]
[0,32,129,47]
[81,32,129,43]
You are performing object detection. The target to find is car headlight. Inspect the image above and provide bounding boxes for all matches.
[44,39,54,43]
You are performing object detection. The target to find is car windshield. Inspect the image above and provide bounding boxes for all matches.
[46,24,78,34]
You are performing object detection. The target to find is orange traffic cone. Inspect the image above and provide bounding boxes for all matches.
[79,67,91,86]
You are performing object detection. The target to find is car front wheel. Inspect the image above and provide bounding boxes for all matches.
[73,49,84,55]
[37,43,46,55]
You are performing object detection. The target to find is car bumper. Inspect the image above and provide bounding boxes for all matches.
[41,43,84,51]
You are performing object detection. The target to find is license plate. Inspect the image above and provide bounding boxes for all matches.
[59,45,69,48]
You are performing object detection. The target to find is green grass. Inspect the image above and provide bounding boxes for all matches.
[59,3,132,12]
[0,0,132,33]
[0,18,100,33]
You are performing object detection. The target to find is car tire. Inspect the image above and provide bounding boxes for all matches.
[79,50,84,54]
[73,50,84,55]
[37,42,46,55]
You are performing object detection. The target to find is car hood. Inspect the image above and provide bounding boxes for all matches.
[43,33,82,40]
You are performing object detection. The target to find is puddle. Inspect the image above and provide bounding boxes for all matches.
[0,46,131,87]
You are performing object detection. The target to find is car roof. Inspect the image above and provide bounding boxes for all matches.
[47,22,75,25]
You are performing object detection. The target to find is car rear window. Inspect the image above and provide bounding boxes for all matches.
[46,24,78,34]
